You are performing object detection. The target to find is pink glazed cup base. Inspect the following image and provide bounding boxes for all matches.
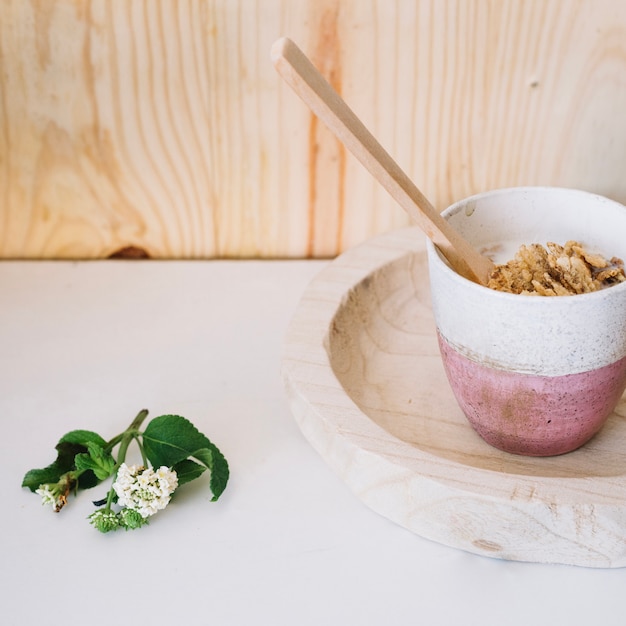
[438,333,626,456]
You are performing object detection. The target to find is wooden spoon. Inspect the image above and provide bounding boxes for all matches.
[271,37,495,285]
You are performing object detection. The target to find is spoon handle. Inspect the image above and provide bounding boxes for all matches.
[271,37,494,285]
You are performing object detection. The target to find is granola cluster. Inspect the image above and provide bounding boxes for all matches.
[487,241,625,295]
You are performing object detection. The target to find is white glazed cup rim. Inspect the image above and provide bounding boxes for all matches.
[425,186,626,303]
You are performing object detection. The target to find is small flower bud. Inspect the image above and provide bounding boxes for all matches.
[118,508,148,530]
[88,509,121,533]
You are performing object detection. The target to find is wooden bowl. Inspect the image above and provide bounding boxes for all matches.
[282,227,626,567]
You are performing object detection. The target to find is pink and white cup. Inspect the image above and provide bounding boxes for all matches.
[426,187,626,456]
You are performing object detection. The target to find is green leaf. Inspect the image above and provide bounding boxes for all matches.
[74,442,116,481]
[189,446,229,501]
[22,466,66,492]
[143,415,229,500]
[58,430,107,448]
[172,459,206,486]
[142,415,205,466]
[22,430,107,492]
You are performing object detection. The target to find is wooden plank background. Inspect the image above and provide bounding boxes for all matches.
[1,0,626,259]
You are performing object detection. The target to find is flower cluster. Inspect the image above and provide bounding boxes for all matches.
[35,483,66,512]
[113,463,179,518]
[87,464,178,533]
[35,474,74,512]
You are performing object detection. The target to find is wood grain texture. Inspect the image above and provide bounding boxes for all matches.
[1,0,626,258]
[272,36,495,284]
[282,226,626,567]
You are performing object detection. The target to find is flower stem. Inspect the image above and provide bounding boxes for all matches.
[129,409,150,430]
[101,410,150,512]
[105,409,149,452]
[137,438,148,466]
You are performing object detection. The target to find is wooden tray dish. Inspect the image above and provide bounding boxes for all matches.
[282,227,626,568]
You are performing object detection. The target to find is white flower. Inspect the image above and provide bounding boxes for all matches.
[35,484,66,511]
[36,484,59,508]
[112,463,178,518]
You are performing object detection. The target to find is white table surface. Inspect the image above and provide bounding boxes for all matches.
[3,258,626,626]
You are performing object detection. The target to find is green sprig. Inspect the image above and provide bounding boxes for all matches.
[22,409,229,533]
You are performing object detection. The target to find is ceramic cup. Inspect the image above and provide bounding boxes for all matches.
[426,187,626,456]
